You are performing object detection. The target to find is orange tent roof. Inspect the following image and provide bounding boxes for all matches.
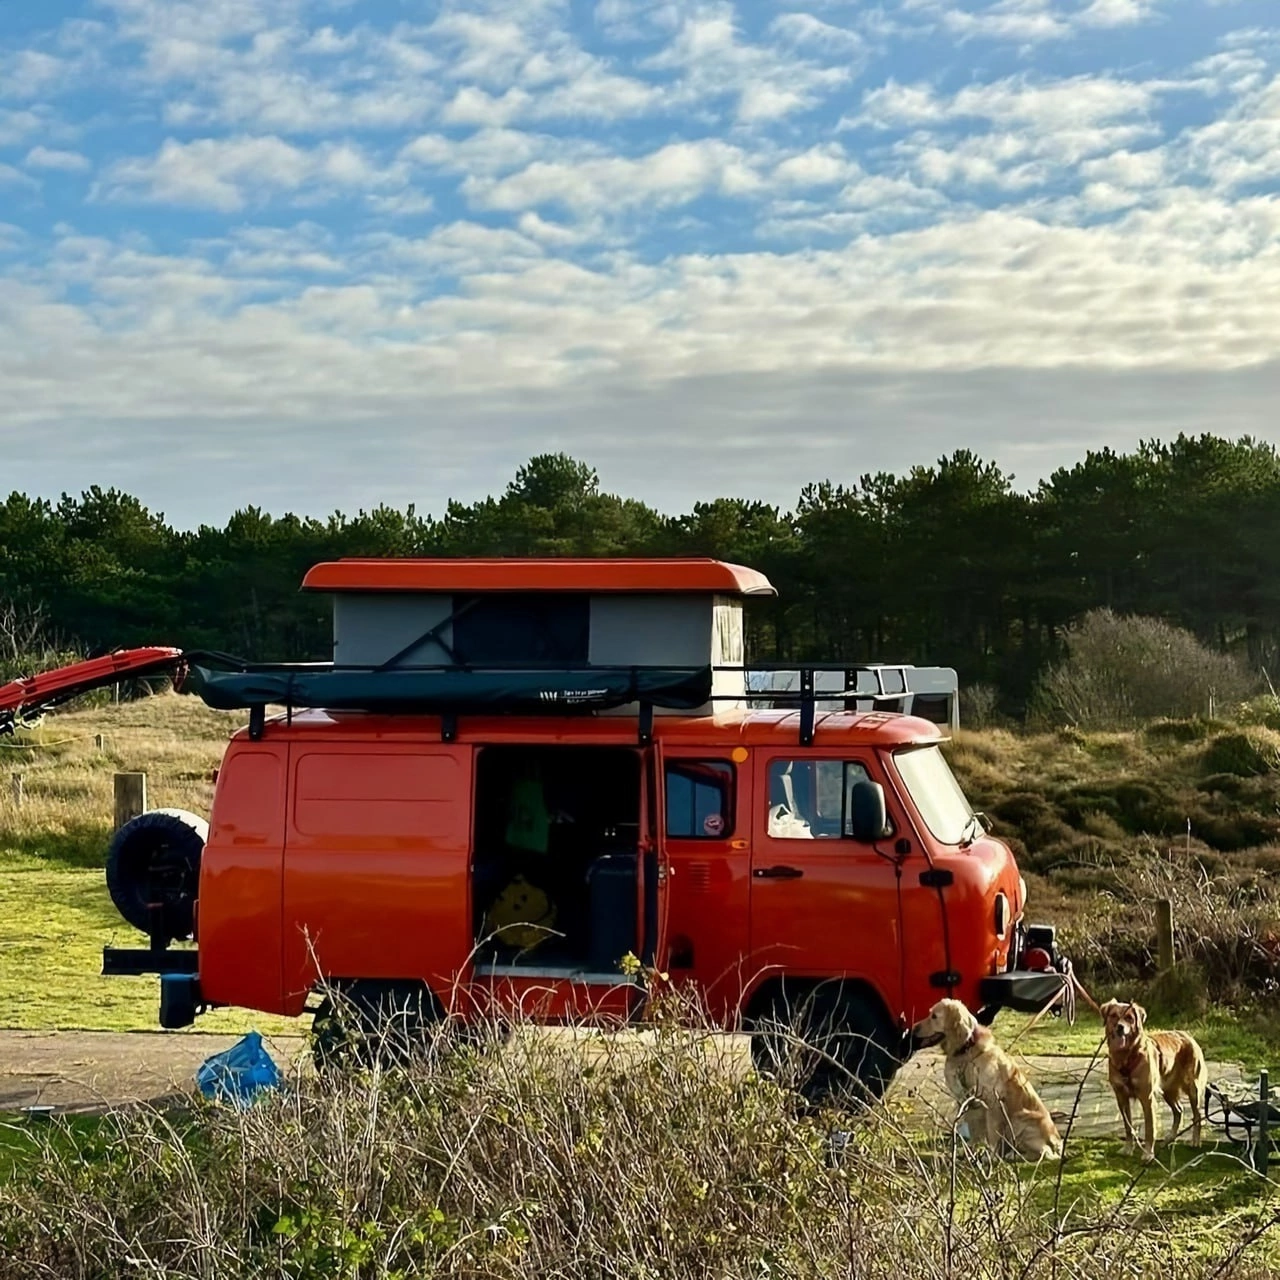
[301,557,776,596]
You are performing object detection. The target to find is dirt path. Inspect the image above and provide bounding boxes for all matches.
[0,1029,1247,1144]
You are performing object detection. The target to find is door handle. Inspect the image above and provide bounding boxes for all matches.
[753,865,804,880]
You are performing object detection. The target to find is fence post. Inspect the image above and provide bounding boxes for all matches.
[1156,898,1175,972]
[1257,1070,1270,1177]
[10,773,23,807]
[113,772,147,830]
[94,734,105,751]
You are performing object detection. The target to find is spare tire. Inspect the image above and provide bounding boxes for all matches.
[105,808,207,941]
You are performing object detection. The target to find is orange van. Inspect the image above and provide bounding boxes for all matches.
[103,558,1067,1101]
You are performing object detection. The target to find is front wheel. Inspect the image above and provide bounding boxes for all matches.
[749,982,904,1109]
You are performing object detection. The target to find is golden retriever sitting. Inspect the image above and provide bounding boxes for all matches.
[1100,999,1207,1162]
[913,998,1063,1161]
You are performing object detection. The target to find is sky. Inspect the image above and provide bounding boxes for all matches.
[1,0,1278,527]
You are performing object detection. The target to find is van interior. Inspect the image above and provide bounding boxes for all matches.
[472,746,643,976]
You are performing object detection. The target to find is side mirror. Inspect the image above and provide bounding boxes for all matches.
[848,779,887,843]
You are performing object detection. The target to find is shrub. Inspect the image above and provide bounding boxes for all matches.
[959,682,1002,729]
[0,1005,1275,1279]
[1032,610,1256,730]
[1201,728,1280,778]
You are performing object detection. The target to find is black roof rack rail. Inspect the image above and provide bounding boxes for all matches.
[184,656,957,747]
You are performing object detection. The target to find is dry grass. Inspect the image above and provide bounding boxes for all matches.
[1,1003,1277,1279]
[944,725,1280,1019]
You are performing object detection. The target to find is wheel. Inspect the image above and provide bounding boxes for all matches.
[309,981,439,1072]
[105,809,207,941]
[749,981,904,1109]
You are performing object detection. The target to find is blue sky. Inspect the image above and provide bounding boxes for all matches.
[1,0,1278,525]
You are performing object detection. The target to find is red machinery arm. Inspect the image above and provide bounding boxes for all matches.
[0,647,185,732]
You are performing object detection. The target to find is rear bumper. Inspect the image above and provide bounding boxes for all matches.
[102,946,205,1029]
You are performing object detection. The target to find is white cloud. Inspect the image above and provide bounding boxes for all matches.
[0,164,40,192]
[919,0,1162,44]
[102,136,403,211]
[0,50,73,99]
[466,139,764,214]
[24,146,91,173]
[858,74,1157,130]
[0,109,44,147]
[644,4,852,122]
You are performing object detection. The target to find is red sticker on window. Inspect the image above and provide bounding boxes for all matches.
[703,813,725,837]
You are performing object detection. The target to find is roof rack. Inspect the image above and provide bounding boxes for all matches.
[185,654,957,747]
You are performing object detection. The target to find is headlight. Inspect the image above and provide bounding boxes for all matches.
[994,892,1009,939]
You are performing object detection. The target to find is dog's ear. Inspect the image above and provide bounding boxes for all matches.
[1099,999,1118,1022]
[1131,1003,1147,1029]
[943,1000,969,1037]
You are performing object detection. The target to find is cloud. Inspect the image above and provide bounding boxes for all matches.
[1,0,1278,526]
[918,0,1162,44]
[0,164,40,192]
[24,146,91,173]
[0,109,45,147]
[465,139,763,214]
[644,5,853,122]
[101,136,405,211]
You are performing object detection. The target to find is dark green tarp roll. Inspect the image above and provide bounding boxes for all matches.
[188,664,713,714]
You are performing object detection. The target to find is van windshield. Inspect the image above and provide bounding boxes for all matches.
[893,744,976,845]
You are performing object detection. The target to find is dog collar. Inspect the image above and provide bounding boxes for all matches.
[951,1027,981,1057]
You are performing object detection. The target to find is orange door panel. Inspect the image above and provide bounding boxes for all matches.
[281,744,473,1013]
[748,752,904,1017]
[198,743,288,1013]
[661,750,751,1023]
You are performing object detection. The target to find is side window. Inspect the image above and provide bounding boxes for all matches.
[766,759,876,840]
[665,759,735,839]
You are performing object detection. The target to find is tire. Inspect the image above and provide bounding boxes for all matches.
[749,981,905,1109]
[105,808,207,941]
[309,981,440,1072]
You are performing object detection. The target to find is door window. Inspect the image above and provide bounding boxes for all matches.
[765,759,873,840]
[665,759,735,839]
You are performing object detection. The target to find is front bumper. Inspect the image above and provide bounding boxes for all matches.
[978,922,1069,1015]
[978,969,1067,1014]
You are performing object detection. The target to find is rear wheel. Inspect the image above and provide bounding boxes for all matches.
[309,981,439,1071]
[749,981,905,1108]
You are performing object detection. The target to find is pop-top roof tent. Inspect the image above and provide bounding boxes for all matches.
[187,557,958,740]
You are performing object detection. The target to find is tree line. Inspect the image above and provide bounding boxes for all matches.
[2,434,1277,715]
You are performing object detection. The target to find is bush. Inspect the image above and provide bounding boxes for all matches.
[0,1004,1275,1278]
[1032,610,1256,730]
[1201,728,1280,778]
[959,682,1002,729]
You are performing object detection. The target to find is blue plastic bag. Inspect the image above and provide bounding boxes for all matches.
[195,1030,282,1107]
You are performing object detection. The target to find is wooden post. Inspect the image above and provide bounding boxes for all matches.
[94,733,105,751]
[1257,1069,1270,1177]
[114,772,147,829]
[10,773,23,807]
[1156,898,1175,971]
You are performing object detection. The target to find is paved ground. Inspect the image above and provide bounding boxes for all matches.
[0,1029,1246,1146]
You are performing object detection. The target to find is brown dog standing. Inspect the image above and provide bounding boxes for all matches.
[1100,999,1207,1161]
